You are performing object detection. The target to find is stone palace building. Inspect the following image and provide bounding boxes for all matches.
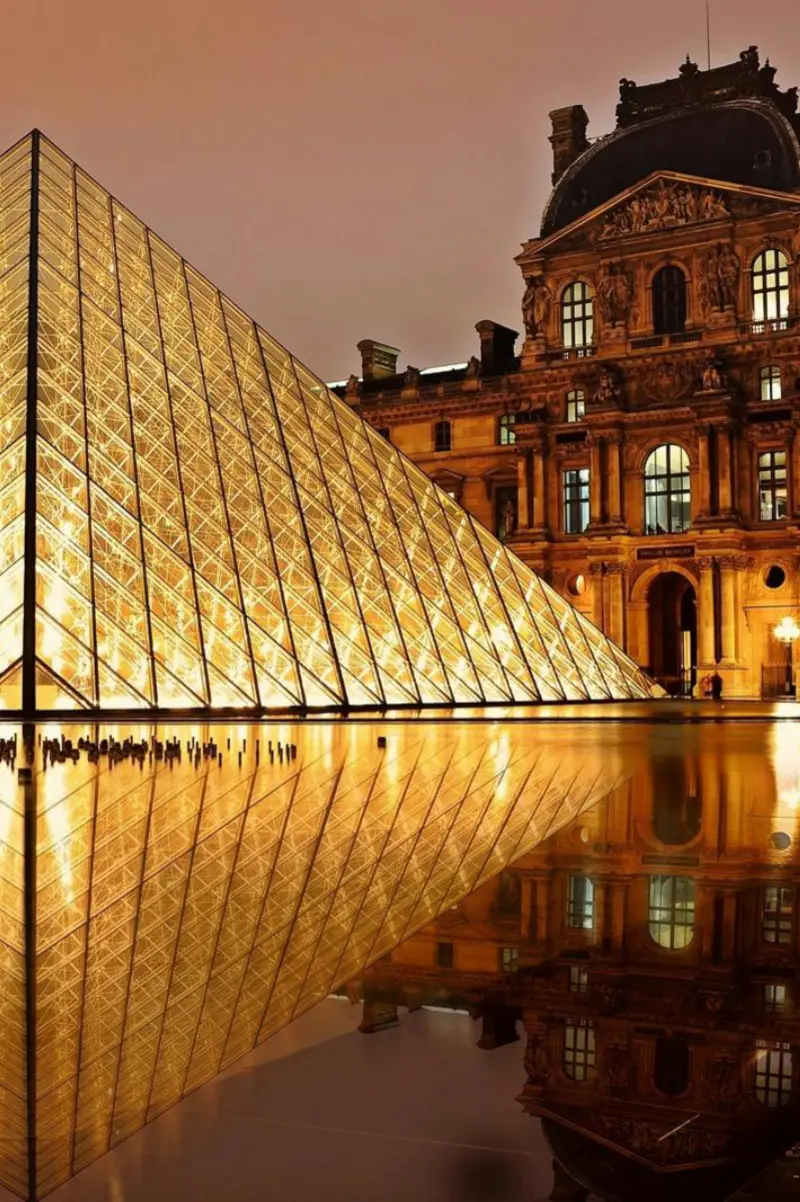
[333,48,800,699]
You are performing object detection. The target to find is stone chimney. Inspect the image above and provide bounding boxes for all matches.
[357,339,401,381]
[475,321,518,374]
[548,105,589,183]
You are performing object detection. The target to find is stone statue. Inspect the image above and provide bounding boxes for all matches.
[522,276,550,338]
[793,225,800,263]
[403,365,421,388]
[345,373,361,398]
[597,263,615,324]
[502,497,517,539]
[464,355,480,378]
[603,1043,633,1093]
[701,358,726,391]
[702,246,722,311]
[596,263,632,326]
[717,244,740,309]
[523,1033,551,1082]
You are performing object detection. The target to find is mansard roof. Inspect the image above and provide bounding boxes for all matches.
[542,49,800,237]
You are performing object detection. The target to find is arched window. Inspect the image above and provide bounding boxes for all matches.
[652,265,687,334]
[564,1023,596,1081]
[752,250,790,326]
[758,451,788,521]
[567,875,595,929]
[434,420,451,453]
[644,444,690,535]
[561,282,594,350]
[648,875,696,948]
[566,389,585,423]
[755,1042,793,1107]
[654,1038,690,1096]
[498,414,516,445]
[760,365,782,401]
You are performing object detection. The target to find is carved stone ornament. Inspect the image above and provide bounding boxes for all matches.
[345,373,361,397]
[592,364,622,406]
[601,1117,730,1164]
[637,358,696,406]
[700,1055,742,1113]
[599,180,729,241]
[600,1042,634,1094]
[403,365,421,388]
[698,243,740,313]
[464,355,480,378]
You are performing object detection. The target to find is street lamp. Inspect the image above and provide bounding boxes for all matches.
[773,617,800,697]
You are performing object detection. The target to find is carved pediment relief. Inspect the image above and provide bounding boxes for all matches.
[525,172,800,257]
[598,180,729,241]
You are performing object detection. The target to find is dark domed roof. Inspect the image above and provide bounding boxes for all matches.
[542,100,800,236]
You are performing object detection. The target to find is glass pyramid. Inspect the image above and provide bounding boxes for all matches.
[0,131,654,715]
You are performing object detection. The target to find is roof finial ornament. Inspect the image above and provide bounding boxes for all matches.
[680,54,699,78]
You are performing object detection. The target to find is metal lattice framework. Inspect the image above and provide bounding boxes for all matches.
[0,131,655,715]
[0,718,642,1197]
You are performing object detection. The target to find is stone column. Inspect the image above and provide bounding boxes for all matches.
[717,423,735,515]
[532,443,547,532]
[697,556,716,669]
[607,435,623,524]
[792,425,800,516]
[516,447,532,530]
[593,876,608,950]
[520,876,534,941]
[605,563,627,648]
[719,555,739,663]
[608,876,630,953]
[696,425,711,517]
[722,889,738,961]
[588,437,603,525]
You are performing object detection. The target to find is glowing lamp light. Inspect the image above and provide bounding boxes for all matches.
[774,617,800,644]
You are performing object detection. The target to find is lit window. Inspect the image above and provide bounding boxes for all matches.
[500,946,519,973]
[644,444,690,535]
[760,365,782,400]
[752,249,790,325]
[568,966,589,994]
[566,389,585,423]
[755,1042,793,1107]
[568,875,595,929]
[652,264,687,334]
[435,941,454,968]
[758,451,788,521]
[563,468,590,534]
[648,875,696,948]
[764,984,788,1014]
[498,414,516,445]
[561,282,594,349]
[434,420,451,453]
[564,1022,596,1081]
[763,885,793,945]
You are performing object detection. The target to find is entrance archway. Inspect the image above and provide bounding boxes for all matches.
[648,572,697,696]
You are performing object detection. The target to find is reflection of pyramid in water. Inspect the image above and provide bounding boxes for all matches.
[0,132,654,712]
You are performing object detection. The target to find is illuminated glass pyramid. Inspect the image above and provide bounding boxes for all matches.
[0,131,654,714]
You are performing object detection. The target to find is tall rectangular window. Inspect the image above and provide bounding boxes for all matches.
[500,946,519,973]
[755,1042,793,1107]
[568,876,595,929]
[563,469,590,534]
[763,885,793,945]
[758,450,788,521]
[564,1023,596,1081]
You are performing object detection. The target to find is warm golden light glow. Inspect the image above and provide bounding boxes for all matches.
[774,616,800,644]
[0,133,655,713]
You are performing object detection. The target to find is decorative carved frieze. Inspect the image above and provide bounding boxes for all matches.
[599,181,729,241]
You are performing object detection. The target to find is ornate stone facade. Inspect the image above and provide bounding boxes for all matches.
[335,49,800,698]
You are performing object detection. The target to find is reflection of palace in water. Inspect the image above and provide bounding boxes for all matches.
[354,723,800,1199]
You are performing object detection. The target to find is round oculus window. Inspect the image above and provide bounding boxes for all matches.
[765,565,787,590]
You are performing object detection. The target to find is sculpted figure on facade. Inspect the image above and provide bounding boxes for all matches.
[593,364,622,406]
[522,276,551,339]
[701,358,727,392]
[598,181,729,240]
[523,1032,551,1082]
[403,365,421,388]
[345,373,361,399]
[597,262,632,326]
[465,355,481,378]
[717,244,740,309]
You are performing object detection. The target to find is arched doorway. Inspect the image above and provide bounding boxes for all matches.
[648,572,697,696]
